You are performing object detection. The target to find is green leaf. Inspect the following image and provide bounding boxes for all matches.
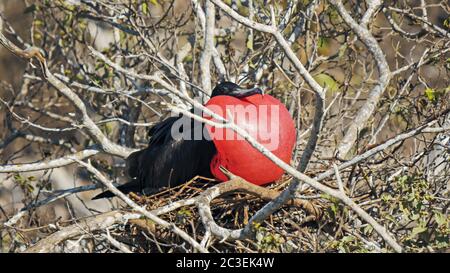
[363,225,373,235]
[410,213,420,221]
[317,37,331,55]
[103,122,114,135]
[424,87,436,102]
[444,85,450,94]
[338,44,348,59]
[444,17,450,28]
[434,211,447,227]
[410,226,427,238]
[342,236,354,243]
[246,38,253,51]
[142,3,148,15]
[314,73,339,93]
[34,19,44,26]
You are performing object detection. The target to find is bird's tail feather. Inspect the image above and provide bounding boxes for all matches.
[92,179,140,200]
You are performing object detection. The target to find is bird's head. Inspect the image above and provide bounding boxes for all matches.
[211,82,263,98]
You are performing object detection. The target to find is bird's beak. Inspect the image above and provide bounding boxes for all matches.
[230,87,264,98]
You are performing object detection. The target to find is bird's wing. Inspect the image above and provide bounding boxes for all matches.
[94,112,216,199]
[130,113,216,192]
[147,115,180,145]
[147,107,202,146]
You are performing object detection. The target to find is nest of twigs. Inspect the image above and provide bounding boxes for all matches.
[101,175,324,253]
[16,156,449,253]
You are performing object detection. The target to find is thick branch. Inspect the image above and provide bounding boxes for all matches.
[199,0,215,94]
[0,148,100,173]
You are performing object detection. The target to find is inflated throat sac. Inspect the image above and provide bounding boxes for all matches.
[204,94,296,185]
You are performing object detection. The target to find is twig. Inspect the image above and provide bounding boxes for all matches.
[103,229,133,253]
[329,0,392,158]
[199,0,215,95]
[24,211,139,253]
[75,160,208,253]
[0,27,133,158]
[0,148,100,173]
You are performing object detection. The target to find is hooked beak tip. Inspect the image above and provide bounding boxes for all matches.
[233,86,263,98]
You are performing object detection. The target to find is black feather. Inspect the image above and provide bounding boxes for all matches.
[92,82,259,199]
[92,111,216,199]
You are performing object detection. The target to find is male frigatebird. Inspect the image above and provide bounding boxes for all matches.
[93,82,295,199]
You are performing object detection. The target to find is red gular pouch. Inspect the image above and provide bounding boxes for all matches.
[204,94,296,185]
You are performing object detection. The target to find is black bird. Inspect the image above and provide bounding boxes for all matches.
[93,82,262,199]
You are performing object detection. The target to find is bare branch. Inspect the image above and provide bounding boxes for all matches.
[330,0,392,158]
[24,211,139,253]
[0,29,133,158]
[199,0,215,94]
[0,148,100,173]
[76,160,208,253]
